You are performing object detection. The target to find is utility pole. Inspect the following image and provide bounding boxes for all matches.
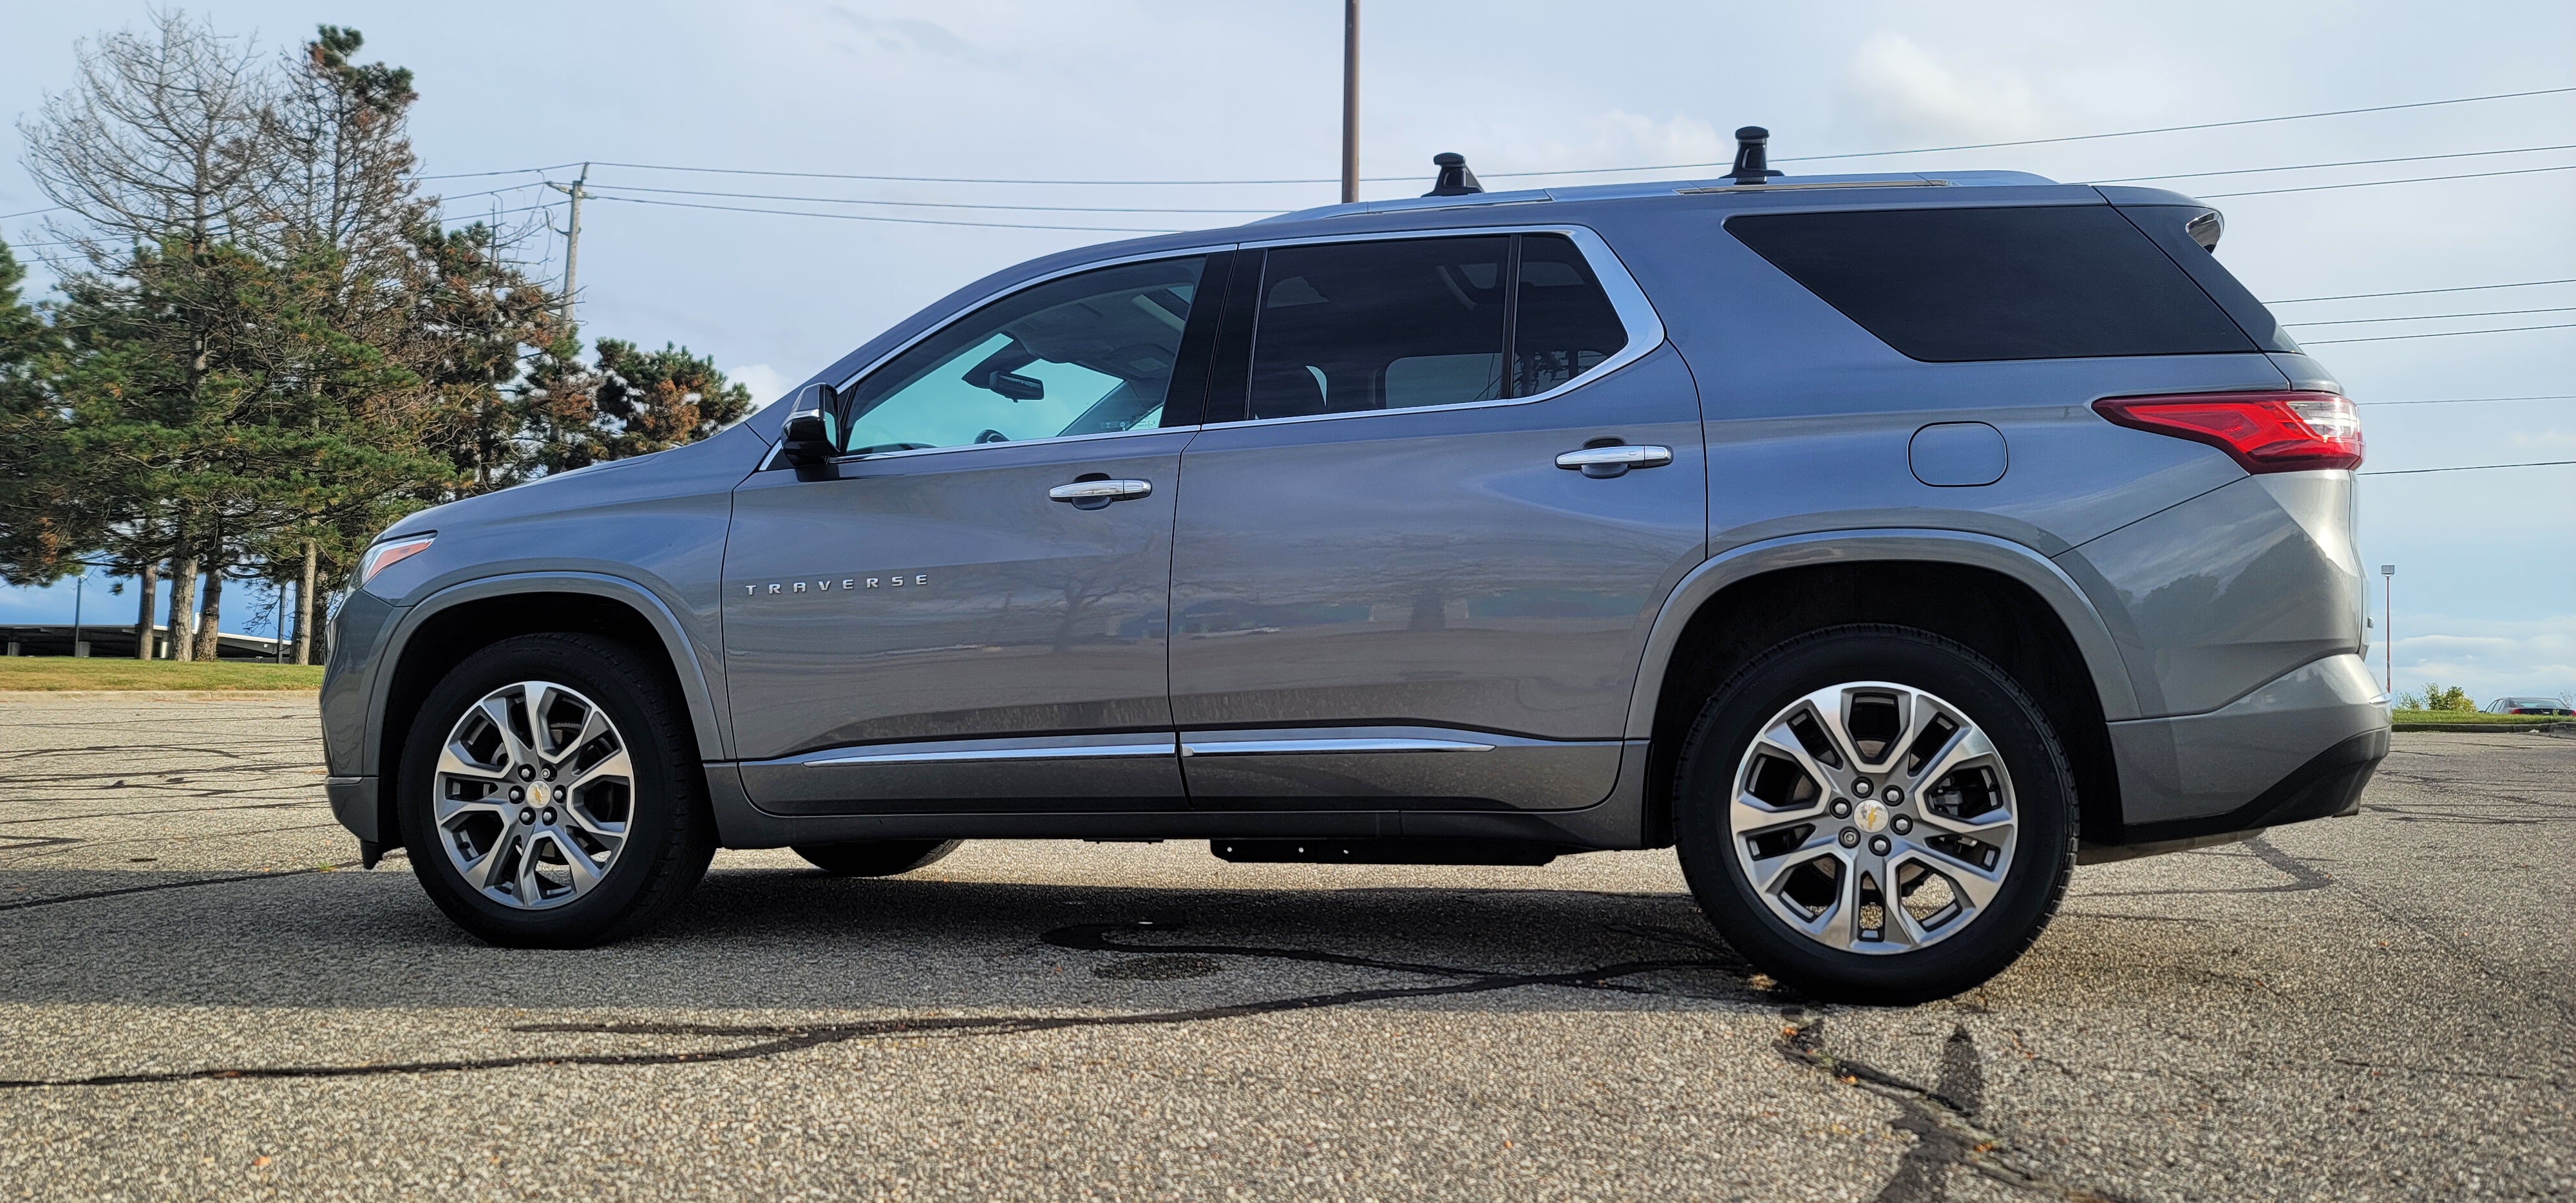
[1341,0,1359,204]
[547,164,590,330]
[2380,564,2396,694]
[70,571,84,658]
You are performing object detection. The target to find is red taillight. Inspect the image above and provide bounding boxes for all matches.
[2092,391,2363,473]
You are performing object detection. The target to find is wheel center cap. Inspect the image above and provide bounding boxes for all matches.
[1855,799,1891,833]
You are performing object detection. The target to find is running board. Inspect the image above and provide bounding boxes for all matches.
[1210,838,1564,866]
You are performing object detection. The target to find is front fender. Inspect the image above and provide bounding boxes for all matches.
[1622,528,2140,739]
[361,571,732,774]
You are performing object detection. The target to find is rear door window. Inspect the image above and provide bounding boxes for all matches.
[1727,206,2260,361]
[1244,236,1511,420]
[1221,232,1633,423]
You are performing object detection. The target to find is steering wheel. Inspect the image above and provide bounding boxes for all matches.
[849,441,936,455]
[974,429,1011,444]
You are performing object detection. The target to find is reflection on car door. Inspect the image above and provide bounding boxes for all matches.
[725,254,1226,815]
[1168,232,1705,812]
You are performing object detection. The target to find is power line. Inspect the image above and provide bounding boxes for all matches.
[582,182,1278,216]
[2302,321,2576,345]
[586,193,1182,234]
[2284,305,2576,327]
[1490,85,2576,178]
[0,206,66,222]
[2268,278,2576,304]
[513,85,2576,188]
[2354,394,2576,406]
[586,159,1338,187]
[419,163,582,181]
[2202,162,2576,198]
[2360,459,2576,475]
[2093,142,2576,184]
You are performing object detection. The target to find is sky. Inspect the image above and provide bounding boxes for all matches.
[0,0,2569,703]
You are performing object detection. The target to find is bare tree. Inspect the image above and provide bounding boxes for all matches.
[18,9,272,260]
[19,10,274,659]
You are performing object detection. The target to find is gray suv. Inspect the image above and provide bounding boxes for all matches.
[321,156,2387,1001]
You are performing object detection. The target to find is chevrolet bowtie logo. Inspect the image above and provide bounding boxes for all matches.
[743,574,929,596]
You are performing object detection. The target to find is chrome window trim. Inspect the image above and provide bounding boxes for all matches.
[1199,223,1667,432]
[773,223,1666,469]
[1180,737,1498,757]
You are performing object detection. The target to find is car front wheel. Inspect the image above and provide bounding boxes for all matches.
[397,633,715,948]
[1674,625,2075,1003]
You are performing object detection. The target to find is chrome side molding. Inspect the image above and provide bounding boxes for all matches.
[809,742,1174,766]
[1182,737,1497,757]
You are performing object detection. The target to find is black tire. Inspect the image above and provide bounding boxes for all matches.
[793,839,961,877]
[397,633,715,948]
[1674,625,2075,1004]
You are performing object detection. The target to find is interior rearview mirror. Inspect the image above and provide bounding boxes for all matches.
[989,370,1045,402]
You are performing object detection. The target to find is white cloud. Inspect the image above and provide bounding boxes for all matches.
[1831,32,2044,149]
[728,364,795,414]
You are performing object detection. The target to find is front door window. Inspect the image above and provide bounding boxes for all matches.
[837,257,1209,454]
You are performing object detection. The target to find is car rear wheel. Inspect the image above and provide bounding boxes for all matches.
[397,633,715,948]
[792,839,962,877]
[1674,625,2074,1003]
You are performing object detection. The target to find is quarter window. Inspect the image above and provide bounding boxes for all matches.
[837,256,1209,455]
[1512,234,1629,397]
[1727,207,2260,362]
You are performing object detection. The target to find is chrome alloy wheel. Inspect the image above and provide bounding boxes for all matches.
[432,680,635,909]
[1728,681,2018,953]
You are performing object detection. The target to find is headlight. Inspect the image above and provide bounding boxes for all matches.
[359,535,436,585]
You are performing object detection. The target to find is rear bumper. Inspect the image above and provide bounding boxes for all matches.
[2101,651,2388,844]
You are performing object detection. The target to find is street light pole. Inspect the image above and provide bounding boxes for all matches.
[2380,564,2396,694]
[1341,0,1359,205]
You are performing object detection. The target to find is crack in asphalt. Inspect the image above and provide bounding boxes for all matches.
[1777,1013,2126,1203]
[0,861,361,912]
[0,799,328,826]
[0,919,1736,1090]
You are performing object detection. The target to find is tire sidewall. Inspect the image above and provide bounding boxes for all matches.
[398,635,687,945]
[1676,627,2074,1003]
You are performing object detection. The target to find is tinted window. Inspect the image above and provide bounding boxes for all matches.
[1727,206,2259,362]
[1246,236,1510,420]
[839,256,1207,454]
[2114,205,2301,354]
[1513,233,1628,395]
[1228,234,1633,422]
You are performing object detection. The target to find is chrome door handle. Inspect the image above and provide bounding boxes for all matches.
[1555,444,1672,478]
[1048,478,1153,506]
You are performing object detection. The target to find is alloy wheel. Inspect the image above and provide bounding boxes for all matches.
[1728,681,2019,953]
[431,680,635,909]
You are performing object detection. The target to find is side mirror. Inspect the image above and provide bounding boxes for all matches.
[778,383,839,469]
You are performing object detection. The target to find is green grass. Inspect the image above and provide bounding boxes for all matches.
[0,658,325,691]
[2390,708,2571,732]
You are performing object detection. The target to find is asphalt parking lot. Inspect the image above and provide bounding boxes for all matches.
[1,692,2569,1202]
